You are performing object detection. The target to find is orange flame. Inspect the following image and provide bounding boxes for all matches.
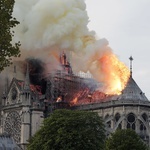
[30,85,42,95]
[99,52,130,95]
[71,97,78,105]
[70,91,84,105]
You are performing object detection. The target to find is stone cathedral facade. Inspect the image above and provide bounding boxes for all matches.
[0,56,150,149]
[0,71,44,149]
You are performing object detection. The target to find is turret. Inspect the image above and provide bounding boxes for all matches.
[24,63,30,91]
[20,63,32,149]
[22,63,31,106]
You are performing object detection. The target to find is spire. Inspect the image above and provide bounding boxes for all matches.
[129,56,133,77]
[5,77,9,93]
[14,65,17,78]
[63,52,66,65]
[60,52,62,64]
[3,68,9,96]
[24,63,30,90]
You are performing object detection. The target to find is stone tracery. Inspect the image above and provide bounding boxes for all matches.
[4,111,21,144]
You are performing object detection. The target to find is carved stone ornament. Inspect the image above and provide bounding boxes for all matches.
[4,111,21,143]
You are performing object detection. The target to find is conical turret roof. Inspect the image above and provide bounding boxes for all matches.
[116,76,148,101]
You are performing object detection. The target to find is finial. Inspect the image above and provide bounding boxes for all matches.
[129,56,133,77]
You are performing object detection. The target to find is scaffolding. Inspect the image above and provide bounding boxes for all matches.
[32,52,108,110]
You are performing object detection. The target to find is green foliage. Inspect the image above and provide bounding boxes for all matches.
[0,0,20,71]
[27,109,106,150]
[105,129,149,150]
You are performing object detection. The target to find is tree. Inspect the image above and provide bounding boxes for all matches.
[0,0,20,71]
[27,109,106,150]
[105,129,148,150]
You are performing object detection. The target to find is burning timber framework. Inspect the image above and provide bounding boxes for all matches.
[44,71,113,107]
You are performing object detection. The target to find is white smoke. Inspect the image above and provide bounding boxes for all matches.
[13,0,94,51]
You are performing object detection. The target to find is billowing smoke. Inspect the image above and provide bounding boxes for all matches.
[11,0,129,94]
[12,0,108,74]
[13,0,92,51]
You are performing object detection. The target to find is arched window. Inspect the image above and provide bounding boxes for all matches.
[118,122,122,129]
[127,113,136,130]
[105,114,111,128]
[142,113,148,122]
[139,120,146,132]
[105,114,109,120]
[106,121,111,128]
[115,113,121,122]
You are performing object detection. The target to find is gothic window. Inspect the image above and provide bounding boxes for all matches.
[118,122,122,129]
[142,113,148,122]
[127,113,136,130]
[105,114,109,120]
[115,113,121,122]
[105,114,111,128]
[107,121,111,128]
[127,123,130,129]
[140,121,146,132]
[132,123,136,130]
[4,111,21,144]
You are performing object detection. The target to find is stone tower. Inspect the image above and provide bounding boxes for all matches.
[1,64,44,150]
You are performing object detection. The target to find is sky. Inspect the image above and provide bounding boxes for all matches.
[85,0,150,99]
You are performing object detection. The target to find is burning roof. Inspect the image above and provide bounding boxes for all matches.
[13,78,43,95]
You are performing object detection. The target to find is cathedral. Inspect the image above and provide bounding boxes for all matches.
[0,53,150,150]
